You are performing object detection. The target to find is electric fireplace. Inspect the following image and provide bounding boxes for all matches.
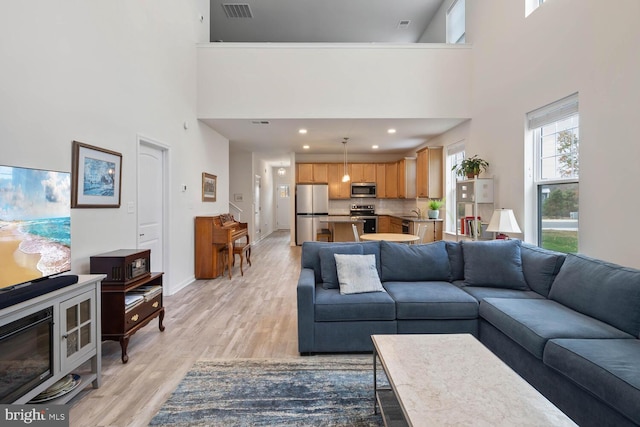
[0,307,53,403]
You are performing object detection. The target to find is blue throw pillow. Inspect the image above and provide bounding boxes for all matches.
[319,244,364,289]
[549,253,640,337]
[380,241,451,282]
[520,243,566,297]
[461,240,529,290]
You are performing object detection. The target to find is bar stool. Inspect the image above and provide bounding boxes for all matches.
[316,228,333,242]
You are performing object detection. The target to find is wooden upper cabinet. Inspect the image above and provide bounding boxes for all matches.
[375,164,387,198]
[349,163,376,182]
[296,163,328,183]
[416,147,443,199]
[385,162,399,198]
[327,163,350,199]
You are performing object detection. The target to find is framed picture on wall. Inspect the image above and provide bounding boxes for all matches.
[71,141,122,208]
[202,172,217,202]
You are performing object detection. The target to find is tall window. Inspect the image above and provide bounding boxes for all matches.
[526,0,547,17]
[446,0,465,44]
[446,142,465,233]
[527,93,579,253]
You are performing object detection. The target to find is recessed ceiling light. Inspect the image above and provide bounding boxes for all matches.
[298,128,307,134]
[372,145,379,149]
[387,128,396,134]
[303,145,310,150]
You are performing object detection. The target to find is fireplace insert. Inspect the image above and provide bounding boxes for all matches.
[0,306,53,403]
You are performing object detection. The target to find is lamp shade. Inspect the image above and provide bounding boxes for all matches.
[486,209,521,234]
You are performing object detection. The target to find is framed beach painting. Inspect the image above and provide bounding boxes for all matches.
[202,172,216,202]
[71,141,122,208]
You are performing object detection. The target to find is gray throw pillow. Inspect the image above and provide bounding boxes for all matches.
[334,254,385,295]
[319,244,363,289]
[461,240,529,290]
[380,241,451,282]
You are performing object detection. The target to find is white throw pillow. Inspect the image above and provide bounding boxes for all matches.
[334,254,385,295]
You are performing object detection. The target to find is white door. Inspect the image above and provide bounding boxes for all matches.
[254,175,261,240]
[138,142,165,273]
[276,184,290,229]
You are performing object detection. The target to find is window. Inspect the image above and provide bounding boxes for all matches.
[527,93,579,253]
[526,0,547,17]
[446,0,465,44]
[445,142,465,233]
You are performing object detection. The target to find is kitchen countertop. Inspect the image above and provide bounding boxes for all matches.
[321,216,364,223]
[384,214,443,222]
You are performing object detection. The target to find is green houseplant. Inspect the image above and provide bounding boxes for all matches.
[452,155,489,178]
[427,198,444,219]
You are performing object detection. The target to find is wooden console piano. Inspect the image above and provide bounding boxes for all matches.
[195,214,250,279]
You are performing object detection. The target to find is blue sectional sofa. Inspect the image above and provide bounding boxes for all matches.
[296,239,640,426]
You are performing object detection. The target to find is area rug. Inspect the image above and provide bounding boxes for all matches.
[149,357,387,426]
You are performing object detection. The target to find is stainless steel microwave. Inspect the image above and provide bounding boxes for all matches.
[350,182,376,198]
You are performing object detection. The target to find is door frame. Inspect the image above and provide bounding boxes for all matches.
[136,134,171,291]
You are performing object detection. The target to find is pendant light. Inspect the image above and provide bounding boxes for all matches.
[341,137,351,183]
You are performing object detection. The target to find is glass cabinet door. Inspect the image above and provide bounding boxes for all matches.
[59,290,96,372]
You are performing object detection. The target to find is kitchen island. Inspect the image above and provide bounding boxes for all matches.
[320,216,364,242]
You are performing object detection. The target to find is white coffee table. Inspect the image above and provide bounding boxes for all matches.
[372,334,577,427]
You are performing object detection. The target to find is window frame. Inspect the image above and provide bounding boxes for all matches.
[528,93,579,252]
[446,0,466,44]
[445,142,465,234]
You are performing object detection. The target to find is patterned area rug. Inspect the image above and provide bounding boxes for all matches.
[149,357,387,426]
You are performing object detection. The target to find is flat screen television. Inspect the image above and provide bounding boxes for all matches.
[0,164,71,290]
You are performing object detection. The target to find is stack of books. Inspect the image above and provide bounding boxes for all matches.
[127,285,162,302]
[124,294,144,311]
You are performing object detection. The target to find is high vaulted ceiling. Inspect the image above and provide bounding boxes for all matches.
[206,0,462,164]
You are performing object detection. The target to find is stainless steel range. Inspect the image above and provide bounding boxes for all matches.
[350,204,377,233]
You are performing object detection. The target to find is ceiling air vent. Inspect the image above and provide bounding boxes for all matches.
[222,3,253,19]
[251,120,270,125]
[397,20,411,29]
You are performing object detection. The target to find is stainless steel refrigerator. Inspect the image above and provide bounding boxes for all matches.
[296,184,329,245]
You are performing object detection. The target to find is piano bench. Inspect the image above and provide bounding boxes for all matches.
[232,243,251,276]
[316,228,333,242]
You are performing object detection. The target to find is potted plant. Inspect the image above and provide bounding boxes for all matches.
[452,155,489,178]
[427,198,444,219]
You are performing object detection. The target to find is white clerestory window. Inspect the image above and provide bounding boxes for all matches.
[446,0,466,44]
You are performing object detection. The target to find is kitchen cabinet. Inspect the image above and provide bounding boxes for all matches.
[413,220,444,243]
[327,163,350,199]
[385,162,399,198]
[377,215,391,233]
[389,216,403,233]
[349,163,376,183]
[398,157,416,199]
[416,147,443,199]
[296,163,328,183]
[375,164,387,198]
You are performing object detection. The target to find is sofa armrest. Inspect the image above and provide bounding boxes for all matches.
[297,268,316,353]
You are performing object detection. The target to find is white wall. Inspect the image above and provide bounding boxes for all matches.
[439,0,640,268]
[0,0,229,294]
[197,43,472,120]
[419,0,456,43]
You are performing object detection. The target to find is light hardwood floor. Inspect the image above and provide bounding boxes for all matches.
[70,231,301,427]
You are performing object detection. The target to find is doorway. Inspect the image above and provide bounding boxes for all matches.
[137,135,170,289]
[254,175,261,241]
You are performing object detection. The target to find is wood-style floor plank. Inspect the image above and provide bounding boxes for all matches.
[70,231,301,427]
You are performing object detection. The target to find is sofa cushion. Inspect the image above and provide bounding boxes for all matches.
[462,240,528,290]
[549,253,640,337]
[544,339,640,425]
[334,254,385,295]
[520,243,566,297]
[480,298,633,359]
[383,281,478,320]
[461,286,545,302]
[319,244,363,289]
[380,241,451,282]
[445,241,464,281]
[314,284,396,322]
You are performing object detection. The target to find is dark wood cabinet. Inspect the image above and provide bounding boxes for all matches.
[92,260,165,364]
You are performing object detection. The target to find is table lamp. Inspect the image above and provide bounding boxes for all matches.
[486,209,521,239]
